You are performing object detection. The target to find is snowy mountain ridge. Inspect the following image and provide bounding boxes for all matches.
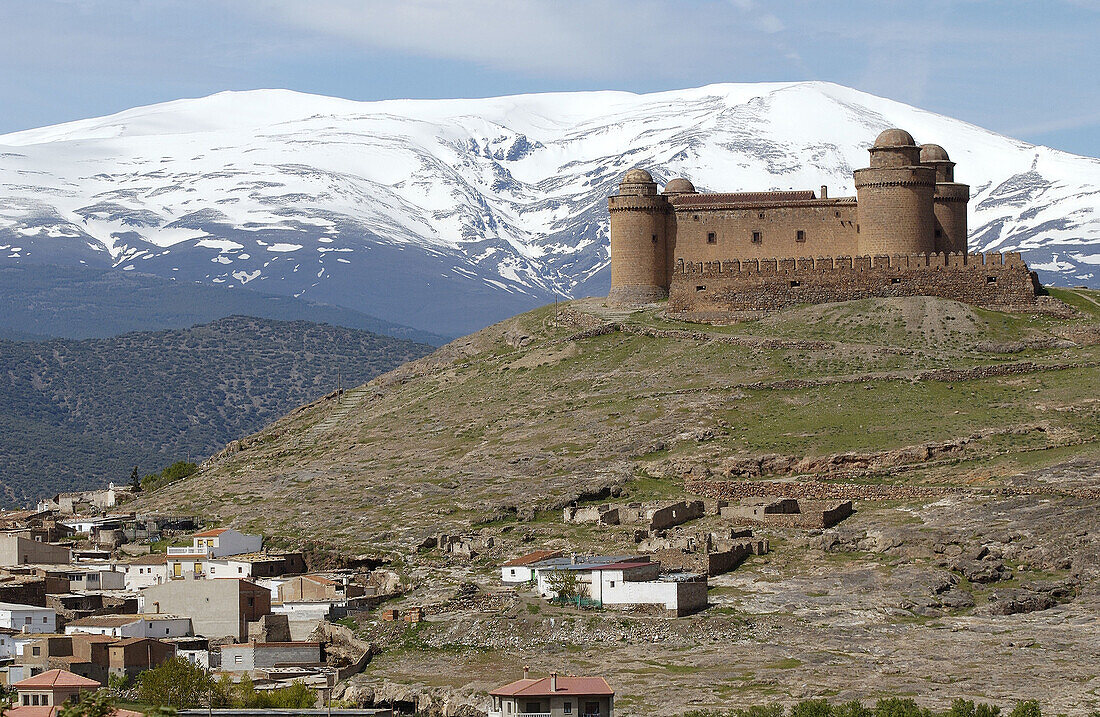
[1,81,1098,335]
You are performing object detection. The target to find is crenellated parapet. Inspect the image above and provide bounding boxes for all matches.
[668,251,1040,314]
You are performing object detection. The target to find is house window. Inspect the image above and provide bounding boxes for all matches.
[247,597,254,607]
[835,211,841,218]
[751,231,762,244]
[692,214,699,221]
[234,655,243,664]
[24,617,31,625]
[565,703,573,715]
[706,232,716,244]
[32,646,40,656]
[609,581,615,587]
[21,696,28,706]
[238,567,243,574]
[796,230,806,242]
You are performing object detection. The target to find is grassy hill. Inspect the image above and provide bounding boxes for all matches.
[133,290,1100,713]
[137,289,1100,548]
[0,316,433,504]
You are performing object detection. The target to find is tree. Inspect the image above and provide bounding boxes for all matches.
[544,569,589,605]
[137,657,215,710]
[57,690,117,717]
[129,466,141,492]
[1008,703,1041,717]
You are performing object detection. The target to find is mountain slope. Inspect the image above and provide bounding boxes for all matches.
[134,291,1100,550]
[0,264,446,344]
[0,316,433,504]
[132,293,1100,713]
[1,83,1098,336]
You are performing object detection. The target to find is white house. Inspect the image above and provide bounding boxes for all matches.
[0,627,18,659]
[165,550,211,579]
[500,550,563,584]
[63,567,125,592]
[489,670,614,717]
[190,528,262,558]
[64,613,192,639]
[0,603,56,633]
[122,554,169,590]
[531,557,708,617]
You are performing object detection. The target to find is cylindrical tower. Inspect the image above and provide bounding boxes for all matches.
[920,144,970,254]
[854,129,936,256]
[608,168,670,306]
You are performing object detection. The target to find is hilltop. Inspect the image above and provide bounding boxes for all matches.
[133,291,1100,712]
[0,315,433,504]
[3,82,1099,336]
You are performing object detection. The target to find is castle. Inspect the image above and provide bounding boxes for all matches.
[607,128,1041,313]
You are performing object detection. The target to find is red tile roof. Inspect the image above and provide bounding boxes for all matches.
[592,561,652,570]
[490,676,613,698]
[13,669,101,689]
[502,550,562,567]
[8,708,142,717]
[126,554,167,565]
[192,528,230,538]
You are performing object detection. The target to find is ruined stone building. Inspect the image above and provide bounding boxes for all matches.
[607,128,1041,312]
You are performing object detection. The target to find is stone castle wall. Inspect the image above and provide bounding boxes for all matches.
[669,252,1040,313]
[669,199,860,265]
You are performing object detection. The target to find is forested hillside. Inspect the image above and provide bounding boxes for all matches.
[0,316,433,504]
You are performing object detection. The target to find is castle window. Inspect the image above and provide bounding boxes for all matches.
[796,230,806,243]
[789,280,800,288]
[696,285,706,292]
[891,277,901,284]
[758,212,765,219]
[652,234,658,243]
[693,214,699,221]
[751,231,762,244]
[835,211,841,218]
[987,276,997,284]
[856,224,860,233]
[706,232,716,244]
[935,229,943,238]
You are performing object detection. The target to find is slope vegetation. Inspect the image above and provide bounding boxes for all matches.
[0,316,433,504]
[137,291,1100,550]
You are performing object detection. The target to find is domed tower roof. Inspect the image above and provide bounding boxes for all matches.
[618,167,658,196]
[873,128,917,148]
[662,178,696,195]
[621,168,654,184]
[919,144,950,162]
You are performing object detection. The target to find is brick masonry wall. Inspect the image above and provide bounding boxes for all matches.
[669,252,1040,313]
[669,201,860,265]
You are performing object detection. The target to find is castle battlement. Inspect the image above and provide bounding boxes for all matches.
[607,128,1039,312]
[675,252,1026,276]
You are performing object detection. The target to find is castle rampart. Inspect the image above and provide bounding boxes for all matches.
[668,252,1040,313]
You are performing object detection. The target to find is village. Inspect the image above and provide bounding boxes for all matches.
[0,480,859,716]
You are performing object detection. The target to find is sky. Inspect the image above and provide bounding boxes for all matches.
[1,0,1098,157]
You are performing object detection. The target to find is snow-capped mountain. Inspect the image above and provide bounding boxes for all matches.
[1,82,1098,336]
